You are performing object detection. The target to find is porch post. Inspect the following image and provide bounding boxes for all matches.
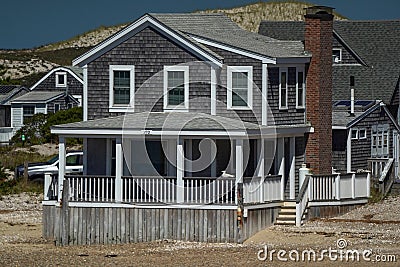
[115,138,123,202]
[277,138,285,200]
[235,139,243,205]
[347,130,352,173]
[177,137,184,203]
[211,67,217,116]
[58,136,66,202]
[257,138,265,201]
[289,137,296,199]
[261,63,268,126]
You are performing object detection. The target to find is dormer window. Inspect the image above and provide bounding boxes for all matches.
[333,48,342,63]
[56,72,67,87]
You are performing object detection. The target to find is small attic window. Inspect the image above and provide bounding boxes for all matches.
[56,72,67,87]
[333,48,342,63]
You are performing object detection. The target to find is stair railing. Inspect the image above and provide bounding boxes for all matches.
[295,175,311,227]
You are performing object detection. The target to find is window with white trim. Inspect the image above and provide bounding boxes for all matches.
[23,105,35,123]
[54,103,60,112]
[296,69,305,109]
[55,72,67,87]
[163,66,189,110]
[109,65,135,112]
[333,48,342,63]
[279,68,288,109]
[359,128,367,139]
[227,66,253,109]
[371,124,389,157]
[351,129,358,140]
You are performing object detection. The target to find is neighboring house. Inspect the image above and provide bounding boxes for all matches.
[332,101,400,176]
[258,19,400,119]
[10,91,79,132]
[259,17,400,182]
[43,7,371,245]
[0,85,29,143]
[30,66,84,106]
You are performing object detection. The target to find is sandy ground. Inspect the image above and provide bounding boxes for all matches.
[0,193,399,266]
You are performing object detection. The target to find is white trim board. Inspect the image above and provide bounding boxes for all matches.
[30,66,83,90]
[73,15,223,68]
[190,35,276,64]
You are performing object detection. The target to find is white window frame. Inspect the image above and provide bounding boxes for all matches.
[227,66,253,110]
[371,124,390,157]
[359,128,367,139]
[109,65,135,113]
[296,67,305,109]
[163,65,189,111]
[55,72,67,87]
[333,48,342,63]
[351,129,358,140]
[279,67,288,110]
[22,105,36,124]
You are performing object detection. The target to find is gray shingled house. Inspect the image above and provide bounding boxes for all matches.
[259,19,400,190]
[0,85,29,143]
[43,7,371,245]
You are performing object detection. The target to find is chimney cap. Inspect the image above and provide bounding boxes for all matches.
[305,6,335,15]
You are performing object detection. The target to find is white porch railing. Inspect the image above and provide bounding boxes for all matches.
[296,172,371,226]
[66,175,115,202]
[368,158,390,178]
[44,173,58,200]
[242,175,283,204]
[184,177,236,204]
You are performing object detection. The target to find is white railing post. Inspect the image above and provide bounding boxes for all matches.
[235,139,243,205]
[295,202,301,227]
[366,172,371,198]
[351,172,356,199]
[308,175,312,200]
[58,136,66,202]
[177,137,184,203]
[289,137,296,199]
[335,174,341,200]
[278,138,285,200]
[115,138,123,202]
[44,173,51,201]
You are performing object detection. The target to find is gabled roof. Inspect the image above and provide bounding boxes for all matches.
[332,101,400,132]
[73,13,310,67]
[258,20,400,103]
[0,86,30,105]
[11,91,78,104]
[30,66,83,90]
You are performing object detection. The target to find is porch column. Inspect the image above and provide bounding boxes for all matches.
[257,138,265,201]
[347,130,352,173]
[211,67,217,115]
[277,138,285,200]
[289,137,296,199]
[177,137,184,203]
[58,136,66,202]
[261,63,268,126]
[115,138,123,202]
[235,139,243,204]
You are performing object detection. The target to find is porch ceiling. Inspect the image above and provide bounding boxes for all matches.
[51,112,262,136]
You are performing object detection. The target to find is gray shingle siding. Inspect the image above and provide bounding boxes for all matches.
[34,71,83,96]
[350,108,396,171]
[87,27,210,120]
[267,67,305,126]
[332,38,360,65]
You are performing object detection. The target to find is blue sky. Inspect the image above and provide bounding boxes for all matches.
[1,0,399,49]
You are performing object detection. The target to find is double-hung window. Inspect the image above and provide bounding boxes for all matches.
[163,66,189,111]
[279,68,288,109]
[296,68,305,109]
[55,72,67,87]
[109,65,135,112]
[227,66,253,109]
[371,124,389,157]
[23,105,35,123]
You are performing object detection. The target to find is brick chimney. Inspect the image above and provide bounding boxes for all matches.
[304,6,333,174]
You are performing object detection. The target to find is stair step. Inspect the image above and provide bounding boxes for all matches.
[277,214,296,219]
[283,201,296,207]
[276,220,296,225]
